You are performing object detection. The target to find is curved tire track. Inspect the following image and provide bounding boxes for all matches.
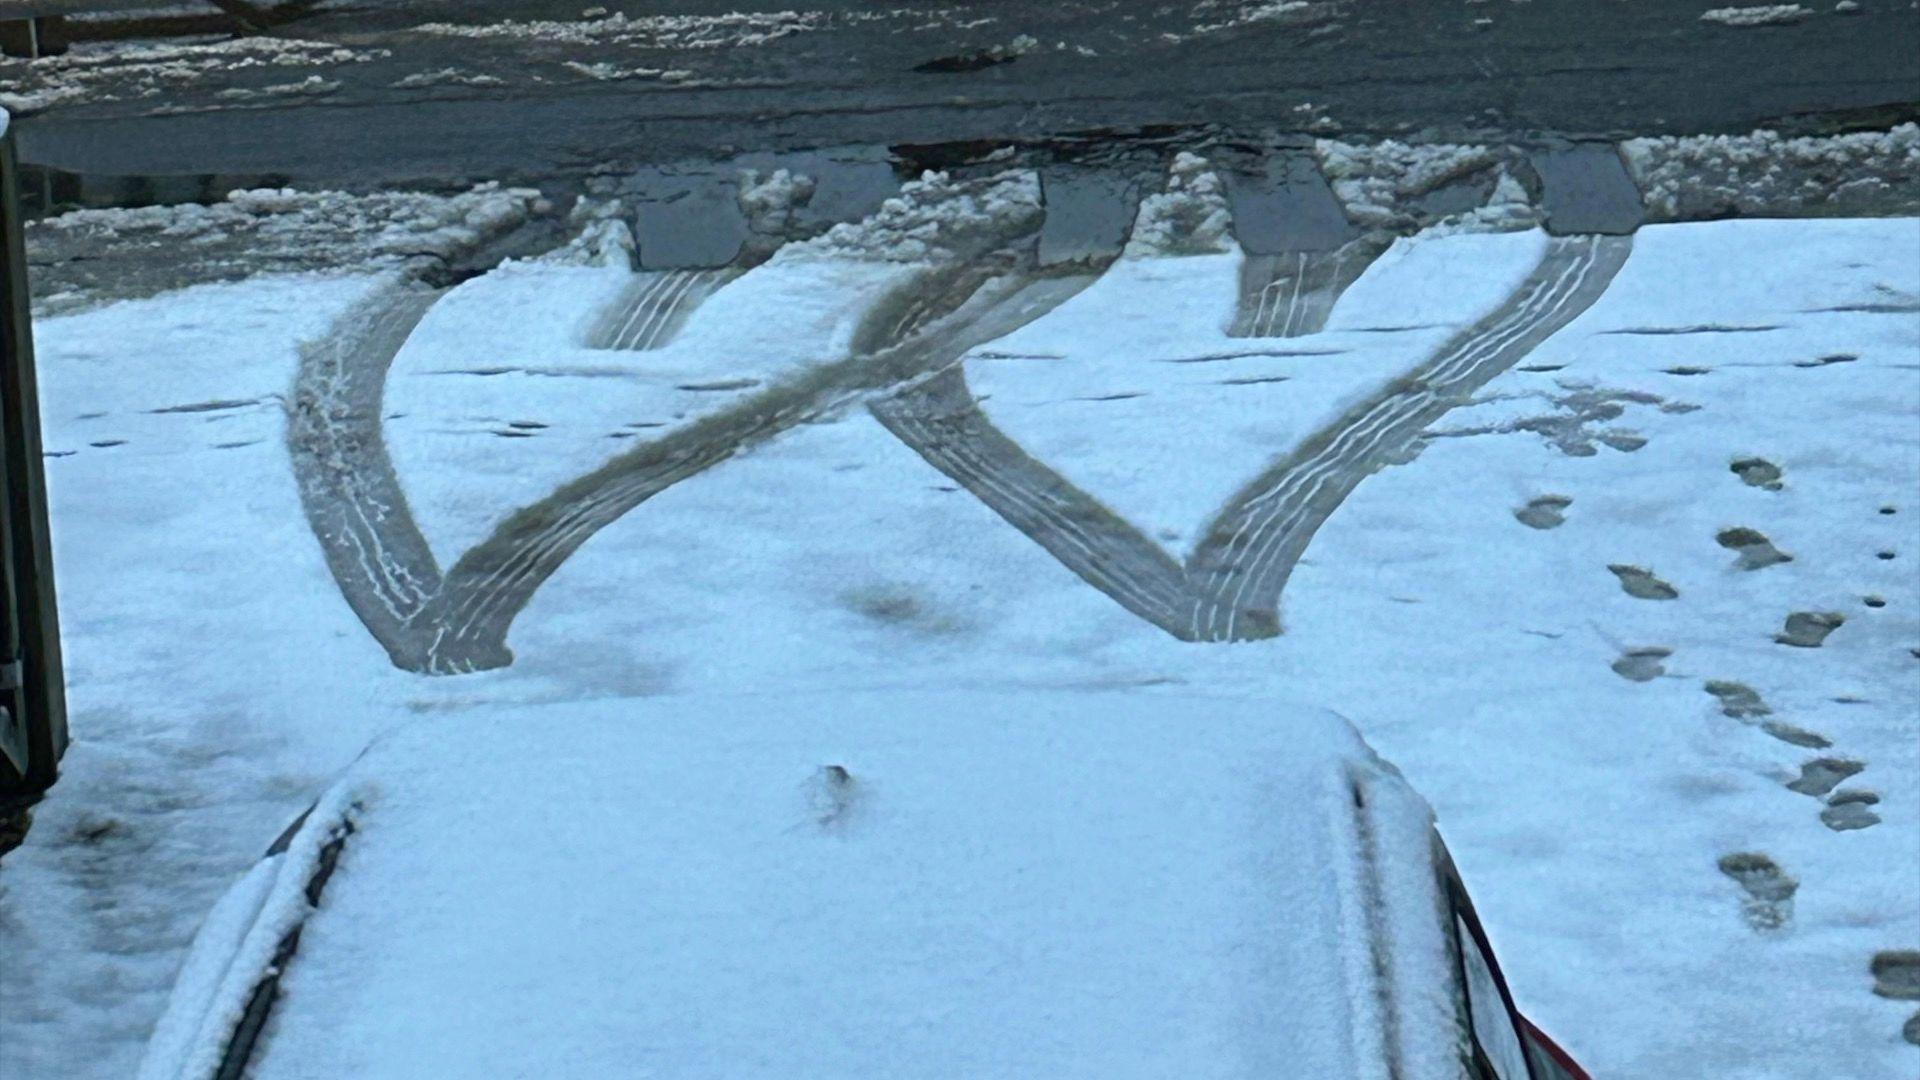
[879,234,1633,642]
[1229,235,1391,339]
[291,247,1109,673]
[287,282,447,669]
[586,268,733,352]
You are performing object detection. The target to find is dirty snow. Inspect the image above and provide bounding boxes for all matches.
[26,183,546,315]
[0,37,387,115]
[1169,0,1338,41]
[1314,137,1540,234]
[410,10,839,50]
[796,169,1042,263]
[1623,122,1920,220]
[1700,5,1815,27]
[1124,151,1234,256]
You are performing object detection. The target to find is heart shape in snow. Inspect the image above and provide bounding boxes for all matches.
[872,234,1631,641]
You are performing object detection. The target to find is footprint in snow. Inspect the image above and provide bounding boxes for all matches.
[1702,680,1834,746]
[1731,456,1784,490]
[1609,564,1679,600]
[1759,720,1831,749]
[1513,494,1572,529]
[1872,951,1920,1000]
[808,765,857,828]
[1611,646,1671,682]
[1776,611,1845,648]
[1871,950,1920,1046]
[1704,679,1770,718]
[1718,852,1797,931]
[1820,789,1881,832]
[1785,757,1864,798]
[1715,527,1792,570]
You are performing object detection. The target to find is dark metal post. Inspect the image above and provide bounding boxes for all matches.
[0,112,69,856]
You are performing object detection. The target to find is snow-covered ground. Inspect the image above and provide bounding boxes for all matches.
[1,209,1915,1078]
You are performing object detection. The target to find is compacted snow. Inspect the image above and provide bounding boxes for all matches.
[0,201,1915,1079]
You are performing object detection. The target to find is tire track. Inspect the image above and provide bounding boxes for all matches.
[1190,234,1632,639]
[286,282,448,669]
[587,268,733,352]
[871,367,1192,629]
[1229,235,1390,339]
[879,234,1632,642]
[291,241,1109,673]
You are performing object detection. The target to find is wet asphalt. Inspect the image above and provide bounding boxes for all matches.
[7,0,1918,191]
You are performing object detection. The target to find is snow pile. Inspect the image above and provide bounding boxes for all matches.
[1418,169,1540,237]
[558,60,692,82]
[737,168,819,264]
[1314,137,1541,234]
[532,198,637,269]
[0,37,387,115]
[213,75,340,101]
[1173,0,1337,41]
[787,170,1042,263]
[412,10,837,50]
[1699,4,1813,26]
[1192,0,1323,31]
[389,67,507,89]
[1124,152,1234,256]
[1623,123,1920,220]
[27,183,546,314]
[535,167,814,271]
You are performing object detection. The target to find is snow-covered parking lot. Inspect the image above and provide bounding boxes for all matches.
[0,158,1916,1077]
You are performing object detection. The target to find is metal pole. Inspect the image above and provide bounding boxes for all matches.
[0,111,69,856]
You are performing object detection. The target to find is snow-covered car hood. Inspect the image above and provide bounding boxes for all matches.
[139,690,1461,1080]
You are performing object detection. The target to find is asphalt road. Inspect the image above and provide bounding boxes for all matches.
[8,0,1918,190]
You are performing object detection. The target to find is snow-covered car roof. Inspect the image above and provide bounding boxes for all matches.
[141,690,1462,1080]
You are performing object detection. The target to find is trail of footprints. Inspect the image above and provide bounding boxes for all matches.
[1540,457,1891,838]
[1515,452,1914,1042]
